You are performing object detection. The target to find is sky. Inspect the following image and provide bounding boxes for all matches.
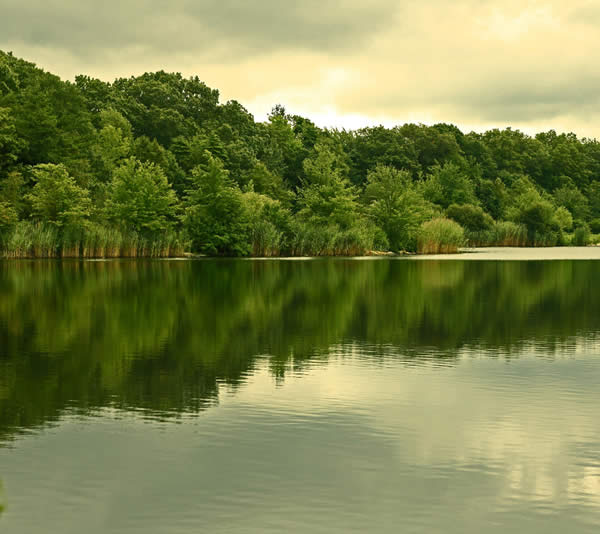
[1,0,599,137]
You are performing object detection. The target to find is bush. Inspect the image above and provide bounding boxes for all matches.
[417,218,465,254]
[572,224,591,246]
[446,203,493,233]
[589,218,600,234]
[530,230,559,247]
[0,201,18,246]
[446,203,496,246]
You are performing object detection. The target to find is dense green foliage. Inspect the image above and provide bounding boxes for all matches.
[2,50,600,256]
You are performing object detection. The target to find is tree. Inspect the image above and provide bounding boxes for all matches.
[476,178,506,220]
[111,71,219,145]
[423,162,477,209]
[91,110,132,182]
[506,177,563,243]
[0,200,17,244]
[0,107,24,174]
[398,123,464,171]
[588,181,600,219]
[259,109,307,188]
[26,164,92,228]
[364,164,434,251]
[0,170,25,216]
[553,183,590,221]
[553,206,573,232]
[297,142,359,229]
[183,155,250,255]
[247,162,291,204]
[446,204,494,233]
[104,158,178,234]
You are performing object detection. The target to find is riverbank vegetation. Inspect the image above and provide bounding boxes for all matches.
[2,50,600,257]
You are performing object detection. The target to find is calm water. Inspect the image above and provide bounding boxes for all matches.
[1,252,600,533]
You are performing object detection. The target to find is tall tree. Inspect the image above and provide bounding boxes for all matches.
[104,158,178,234]
[26,164,92,228]
[183,155,250,256]
[364,164,434,251]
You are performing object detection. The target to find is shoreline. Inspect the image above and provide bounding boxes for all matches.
[3,246,600,261]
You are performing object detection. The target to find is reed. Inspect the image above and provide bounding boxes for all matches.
[489,221,528,247]
[2,222,60,258]
[1,222,187,258]
[417,218,465,254]
[250,220,284,257]
[287,222,377,257]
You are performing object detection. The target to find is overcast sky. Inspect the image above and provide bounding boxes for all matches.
[2,1,599,137]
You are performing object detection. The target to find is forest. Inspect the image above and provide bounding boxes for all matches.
[2,50,600,257]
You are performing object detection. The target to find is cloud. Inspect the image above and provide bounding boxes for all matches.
[0,0,397,60]
[1,0,600,137]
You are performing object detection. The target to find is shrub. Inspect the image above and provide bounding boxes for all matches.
[446,203,495,246]
[417,218,465,254]
[589,218,600,234]
[446,203,493,232]
[572,224,591,246]
[0,201,17,246]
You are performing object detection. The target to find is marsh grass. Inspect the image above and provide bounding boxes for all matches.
[4,222,60,258]
[250,220,284,257]
[288,223,376,256]
[488,221,528,247]
[2,222,186,258]
[417,218,465,254]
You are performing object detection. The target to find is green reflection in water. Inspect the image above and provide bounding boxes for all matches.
[0,258,599,440]
[0,480,5,515]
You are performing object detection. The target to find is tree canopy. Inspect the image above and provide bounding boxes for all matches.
[2,49,600,256]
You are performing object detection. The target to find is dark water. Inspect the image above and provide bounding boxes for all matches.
[1,256,600,533]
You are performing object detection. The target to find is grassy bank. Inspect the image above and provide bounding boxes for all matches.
[3,221,599,260]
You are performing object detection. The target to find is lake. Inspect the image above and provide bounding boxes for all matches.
[1,251,600,533]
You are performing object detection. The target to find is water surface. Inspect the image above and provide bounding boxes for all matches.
[1,254,600,533]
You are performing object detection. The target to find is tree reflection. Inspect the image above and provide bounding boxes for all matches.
[1,258,599,440]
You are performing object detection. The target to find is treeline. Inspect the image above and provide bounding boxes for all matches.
[2,50,600,257]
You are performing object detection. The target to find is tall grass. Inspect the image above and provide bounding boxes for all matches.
[417,218,465,254]
[464,222,569,247]
[288,222,377,256]
[3,222,60,258]
[250,220,284,257]
[1,222,186,258]
[488,221,528,247]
